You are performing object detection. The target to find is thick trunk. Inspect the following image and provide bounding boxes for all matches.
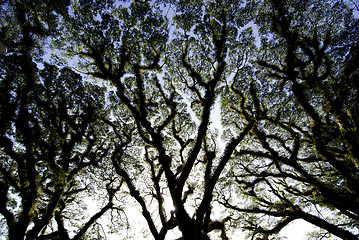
[9,222,28,240]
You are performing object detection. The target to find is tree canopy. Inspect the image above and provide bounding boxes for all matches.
[1,0,359,239]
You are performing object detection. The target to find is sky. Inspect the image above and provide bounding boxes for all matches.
[1,1,357,239]
[70,1,357,239]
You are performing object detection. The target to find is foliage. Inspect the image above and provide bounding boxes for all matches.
[0,1,123,239]
[1,0,358,240]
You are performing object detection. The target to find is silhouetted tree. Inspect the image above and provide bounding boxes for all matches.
[1,0,358,239]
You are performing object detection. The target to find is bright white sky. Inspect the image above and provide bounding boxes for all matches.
[1,1,356,239]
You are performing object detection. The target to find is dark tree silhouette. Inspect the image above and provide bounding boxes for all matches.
[1,0,358,239]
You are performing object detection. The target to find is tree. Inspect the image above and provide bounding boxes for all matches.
[1,0,358,239]
[0,1,124,239]
[58,1,256,239]
[218,0,359,239]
